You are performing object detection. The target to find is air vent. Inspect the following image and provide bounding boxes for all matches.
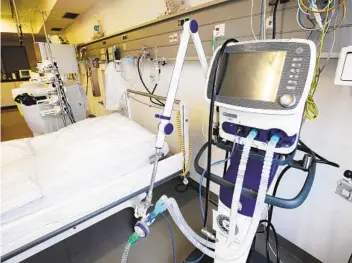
[51,28,62,32]
[62,12,79,19]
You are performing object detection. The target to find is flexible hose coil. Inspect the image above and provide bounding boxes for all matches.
[176,109,192,177]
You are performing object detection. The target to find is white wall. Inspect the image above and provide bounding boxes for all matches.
[65,0,214,44]
[66,1,352,262]
[273,60,352,263]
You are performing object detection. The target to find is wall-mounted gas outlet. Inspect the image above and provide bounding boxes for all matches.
[266,16,273,29]
[214,24,225,38]
[122,34,128,40]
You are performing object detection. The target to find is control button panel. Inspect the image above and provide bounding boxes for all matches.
[293,58,303,62]
[286,54,304,94]
[280,94,296,107]
[290,69,301,73]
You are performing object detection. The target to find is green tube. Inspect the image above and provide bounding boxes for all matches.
[128,232,141,245]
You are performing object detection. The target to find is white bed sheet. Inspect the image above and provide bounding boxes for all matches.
[1,113,172,256]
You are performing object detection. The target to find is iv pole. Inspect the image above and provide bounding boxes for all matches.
[39,10,76,126]
[10,0,23,45]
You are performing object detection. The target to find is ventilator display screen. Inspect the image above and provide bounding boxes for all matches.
[219,51,287,102]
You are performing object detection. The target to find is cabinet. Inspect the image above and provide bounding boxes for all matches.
[0,81,27,107]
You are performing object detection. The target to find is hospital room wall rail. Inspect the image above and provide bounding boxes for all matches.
[127,89,181,104]
[76,1,350,61]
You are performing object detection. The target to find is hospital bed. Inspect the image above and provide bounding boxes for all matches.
[1,91,187,263]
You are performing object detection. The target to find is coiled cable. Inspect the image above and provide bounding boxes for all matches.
[176,109,192,177]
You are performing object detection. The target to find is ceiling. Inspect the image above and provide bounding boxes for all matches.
[1,0,39,20]
[1,0,96,34]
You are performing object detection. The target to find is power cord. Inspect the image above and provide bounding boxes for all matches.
[161,212,177,263]
[259,139,339,263]
[272,0,280,39]
[137,55,165,107]
[204,38,239,229]
[299,0,346,120]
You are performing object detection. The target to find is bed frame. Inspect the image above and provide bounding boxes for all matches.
[1,90,189,263]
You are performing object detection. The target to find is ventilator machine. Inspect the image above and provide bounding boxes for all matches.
[127,20,319,263]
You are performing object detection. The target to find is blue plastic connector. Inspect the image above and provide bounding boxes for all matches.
[249,129,258,138]
[270,134,281,144]
[145,197,168,224]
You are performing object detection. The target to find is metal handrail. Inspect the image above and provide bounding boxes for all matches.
[126,89,181,104]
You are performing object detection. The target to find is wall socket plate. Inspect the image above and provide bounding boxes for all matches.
[336,178,352,202]
[266,16,273,29]
[169,33,178,43]
[214,23,225,38]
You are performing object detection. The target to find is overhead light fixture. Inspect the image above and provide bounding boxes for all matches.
[62,12,79,19]
[51,27,62,32]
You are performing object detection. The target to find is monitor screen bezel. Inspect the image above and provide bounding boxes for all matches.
[206,41,312,111]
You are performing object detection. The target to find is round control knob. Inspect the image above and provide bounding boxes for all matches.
[280,94,296,108]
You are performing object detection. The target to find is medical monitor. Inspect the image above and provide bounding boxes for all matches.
[219,51,286,102]
[206,39,316,154]
[206,39,316,113]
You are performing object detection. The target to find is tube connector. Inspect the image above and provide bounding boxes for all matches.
[269,134,280,145]
[201,228,218,242]
[145,195,169,224]
[248,129,258,138]
[128,232,141,245]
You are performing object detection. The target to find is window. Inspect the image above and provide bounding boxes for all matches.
[1,46,30,75]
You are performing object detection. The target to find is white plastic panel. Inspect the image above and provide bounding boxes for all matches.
[334,46,352,86]
[37,42,79,75]
[341,53,352,81]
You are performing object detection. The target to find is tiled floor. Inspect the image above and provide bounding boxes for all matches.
[20,179,304,263]
[1,108,33,141]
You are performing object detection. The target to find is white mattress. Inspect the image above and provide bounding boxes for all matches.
[1,113,172,257]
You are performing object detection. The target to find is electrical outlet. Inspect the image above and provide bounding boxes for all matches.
[214,24,225,38]
[123,43,126,50]
[172,33,178,42]
[266,16,273,29]
[336,178,352,202]
[168,33,178,43]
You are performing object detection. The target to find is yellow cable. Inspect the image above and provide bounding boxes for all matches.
[176,109,192,177]
[299,0,345,13]
[304,0,331,120]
